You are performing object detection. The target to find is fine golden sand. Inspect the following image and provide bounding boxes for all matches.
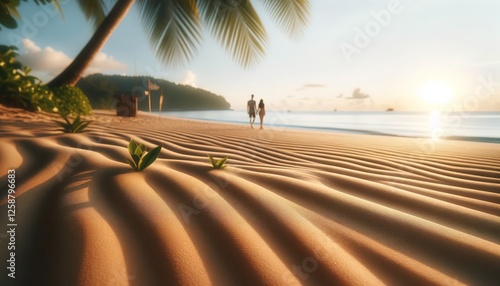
[0,105,499,286]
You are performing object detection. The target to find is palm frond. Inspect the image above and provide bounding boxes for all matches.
[137,0,202,67]
[76,0,113,30]
[198,0,268,68]
[35,0,64,20]
[260,0,310,39]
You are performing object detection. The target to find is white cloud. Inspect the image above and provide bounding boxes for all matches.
[86,51,128,73]
[19,39,71,77]
[18,39,128,82]
[345,88,370,99]
[181,70,197,87]
[296,83,326,91]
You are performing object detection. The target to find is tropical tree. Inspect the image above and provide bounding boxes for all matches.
[0,0,60,30]
[47,0,310,88]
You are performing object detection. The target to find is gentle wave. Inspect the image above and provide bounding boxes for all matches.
[158,110,500,143]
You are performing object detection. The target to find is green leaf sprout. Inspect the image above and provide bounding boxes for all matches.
[126,139,162,171]
[53,114,92,133]
[208,154,228,169]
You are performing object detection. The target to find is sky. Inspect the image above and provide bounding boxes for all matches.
[1,0,500,111]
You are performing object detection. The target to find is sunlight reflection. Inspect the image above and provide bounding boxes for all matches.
[428,110,443,140]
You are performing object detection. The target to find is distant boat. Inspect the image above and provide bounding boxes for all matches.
[386,108,394,111]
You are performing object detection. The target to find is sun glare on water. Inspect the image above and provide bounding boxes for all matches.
[428,110,443,140]
[417,82,455,105]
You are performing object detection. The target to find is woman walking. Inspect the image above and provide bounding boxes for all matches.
[258,99,266,129]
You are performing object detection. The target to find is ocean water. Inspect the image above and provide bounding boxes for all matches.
[157,110,500,143]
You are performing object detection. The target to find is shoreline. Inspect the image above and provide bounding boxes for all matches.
[1,105,499,285]
[155,110,500,144]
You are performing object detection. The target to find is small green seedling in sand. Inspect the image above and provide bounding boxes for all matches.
[208,154,228,169]
[126,139,162,171]
[53,114,92,133]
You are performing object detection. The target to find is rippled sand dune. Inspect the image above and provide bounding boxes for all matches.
[1,105,499,286]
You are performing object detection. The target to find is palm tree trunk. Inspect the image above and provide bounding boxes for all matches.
[47,0,135,88]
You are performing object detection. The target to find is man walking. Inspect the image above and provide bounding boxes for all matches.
[247,94,257,128]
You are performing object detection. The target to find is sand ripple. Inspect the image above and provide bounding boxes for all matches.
[1,106,499,285]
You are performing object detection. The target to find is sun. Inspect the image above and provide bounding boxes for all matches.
[417,82,454,105]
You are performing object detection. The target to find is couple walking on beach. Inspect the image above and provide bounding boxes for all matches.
[247,94,266,129]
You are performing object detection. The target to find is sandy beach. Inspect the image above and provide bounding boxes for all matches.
[0,104,499,286]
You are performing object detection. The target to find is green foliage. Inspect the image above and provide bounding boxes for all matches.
[134,0,310,68]
[0,0,20,29]
[77,74,231,111]
[31,84,92,116]
[126,139,162,171]
[208,154,228,169]
[52,114,92,133]
[50,85,93,116]
[0,45,44,111]
[0,0,62,30]
[76,73,115,108]
[0,45,92,115]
